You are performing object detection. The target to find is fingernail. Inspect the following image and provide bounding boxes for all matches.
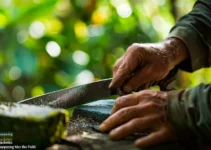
[99,123,106,132]
[135,141,140,147]
[123,85,132,92]
[109,82,114,89]
[110,130,117,137]
[135,140,143,147]
[109,129,118,140]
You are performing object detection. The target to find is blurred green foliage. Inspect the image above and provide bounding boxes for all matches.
[0,0,209,102]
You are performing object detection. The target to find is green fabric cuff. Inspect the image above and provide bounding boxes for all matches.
[168,26,208,71]
[167,89,194,140]
[167,90,187,131]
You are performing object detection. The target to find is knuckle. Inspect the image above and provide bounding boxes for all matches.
[119,63,126,70]
[114,96,129,109]
[127,44,140,53]
[113,58,124,73]
[131,43,139,46]
[129,119,143,132]
[120,107,131,118]
[152,91,159,97]
[138,90,157,98]
[137,90,145,96]
[130,118,140,126]
[147,101,158,109]
[137,90,150,97]
[130,119,139,126]
[115,97,124,108]
[131,43,141,49]
[113,64,119,72]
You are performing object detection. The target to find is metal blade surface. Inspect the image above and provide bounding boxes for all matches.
[18,78,116,108]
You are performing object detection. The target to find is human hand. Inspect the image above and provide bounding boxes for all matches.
[110,38,188,93]
[99,90,176,147]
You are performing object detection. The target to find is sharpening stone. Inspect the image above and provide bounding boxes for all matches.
[72,100,114,122]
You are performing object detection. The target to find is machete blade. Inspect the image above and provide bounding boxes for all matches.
[18,78,116,108]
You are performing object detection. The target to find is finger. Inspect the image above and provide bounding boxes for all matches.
[100,105,140,132]
[135,129,169,147]
[123,66,155,93]
[109,117,153,140]
[109,52,139,90]
[112,56,124,77]
[110,94,138,115]
[111,90,157,115]
[100,102,157,132]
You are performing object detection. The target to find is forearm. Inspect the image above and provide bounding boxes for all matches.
[168,0,211,72]
[167,84,211,144]
[162,37,188,69]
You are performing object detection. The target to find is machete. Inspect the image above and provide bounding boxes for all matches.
[18,78,116,108]
[18,67,178,108]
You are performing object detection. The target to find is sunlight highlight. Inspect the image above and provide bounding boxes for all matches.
[73,50,90,66]
[46,41,61,57]
[117,4,132,18]
[152,0,166,6]
[152,15,172,38]
[29,21,45,39]
[88,25,104,37]
[9,66,22,81]
[76,70,94,85]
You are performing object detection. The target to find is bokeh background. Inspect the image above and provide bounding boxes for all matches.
[0,0,210,102]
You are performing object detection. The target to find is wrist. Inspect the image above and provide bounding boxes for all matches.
[164,37,189,69]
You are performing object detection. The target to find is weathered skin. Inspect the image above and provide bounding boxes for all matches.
[109,37,188,93]
[100,37,189,147]
[100,90,176,147]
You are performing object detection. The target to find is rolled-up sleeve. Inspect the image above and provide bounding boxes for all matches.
[167,84,211,143]
[168,0,211,72]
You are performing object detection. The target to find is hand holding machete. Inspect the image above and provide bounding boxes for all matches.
[109,37,188,93]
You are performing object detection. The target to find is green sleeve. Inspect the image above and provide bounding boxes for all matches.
[167,84,211,143]
[168,0,211,72]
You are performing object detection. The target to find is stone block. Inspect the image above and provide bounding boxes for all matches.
[72,100,114,122]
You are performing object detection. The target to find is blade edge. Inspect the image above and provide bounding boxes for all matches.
[18,79,116,108]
